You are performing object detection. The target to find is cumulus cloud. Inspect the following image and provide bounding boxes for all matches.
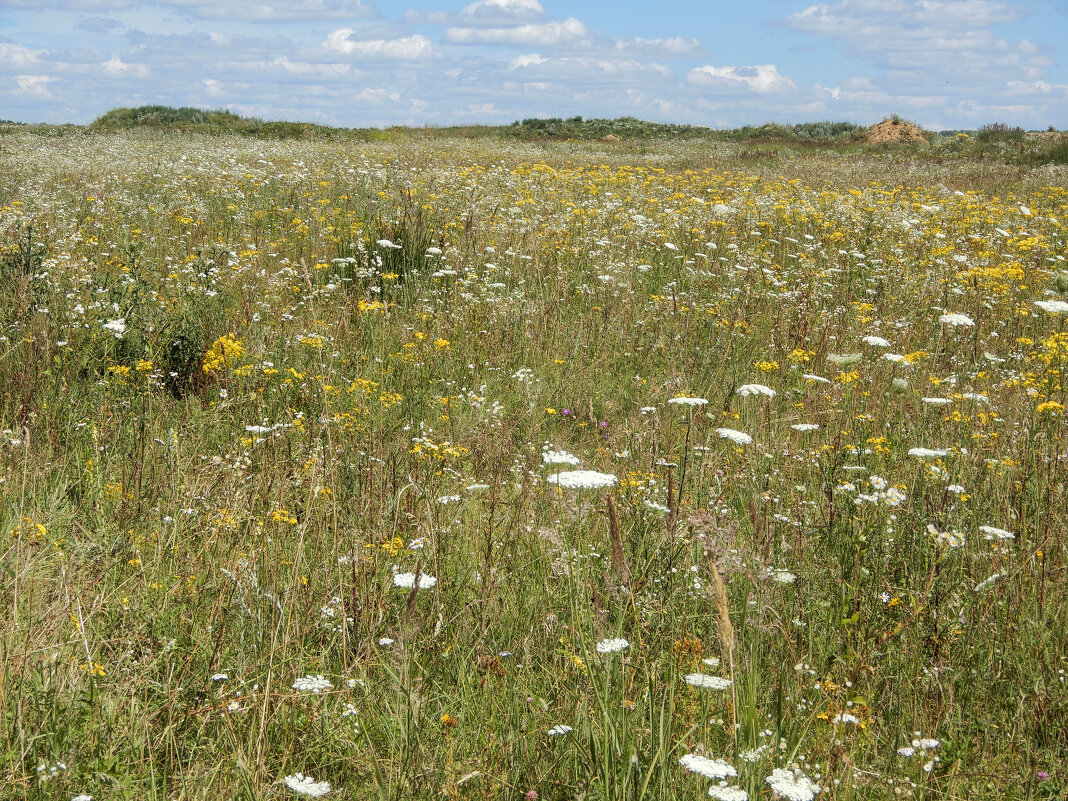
[687,64,796,94]
[101,55,149,78]
[444,18,594,47]
[0,43,46,68]
[323,29,435,59]
[5,0,378,21]
[460,0,545,24]
[782,0,1047,83]
[15,74,58,97]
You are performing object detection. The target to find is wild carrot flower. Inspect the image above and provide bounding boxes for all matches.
[284,773,331,797]
[684,673,732,690]
[679,753,736,779]
[716,428,752,446]
[595,637,630,653]
[547,470,617,489]
[765,767,819,801]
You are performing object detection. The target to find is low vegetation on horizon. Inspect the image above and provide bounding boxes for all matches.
[0,125,1065,800]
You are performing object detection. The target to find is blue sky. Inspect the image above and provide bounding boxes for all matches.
[2,0,1066,130]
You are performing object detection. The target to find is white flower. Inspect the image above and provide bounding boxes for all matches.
[375,239,401,249]
[679,753,737,779]
[669,396,709,406]
[716,428,752,446]
[392,572,437,589]
[927,524,965,548]
[862,335,891,347]
[790,423,819,432]
[542,449,581,465]
[102,318,126,337]
[765,767,819,801]
[832,713,859,724]
[1035,299,1068,313]
[595,637,630,653]
[939,312,974,327]
[643,500,670,513]
[979,525,1014,540]
[802,373,831,383]
[245,425,272,434]
[284,772,331,797]
[546,470,617,490]
[897,746,915,757]
[908,447,949,458]
[684,673,732,690]
[547,724,573,736]
[72,796,93,801]
[922,397,951,406]
[292,675,333,693]
[912,737,940,750]
[883,353,907,363]
[708,786,748,801]
[377,637,394,647]
[768,568,797,584]
[736,384,776,398]
[827,353,862,366]
[974,573,1002,592]
[210,673,228,681]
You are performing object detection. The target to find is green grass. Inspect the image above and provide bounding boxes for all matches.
[0,127,1065,800]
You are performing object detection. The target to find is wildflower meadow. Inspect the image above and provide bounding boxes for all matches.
[0,123,1065,800]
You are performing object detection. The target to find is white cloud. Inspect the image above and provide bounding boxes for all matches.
[687,64,796,94]
[444,18,593,47]
[782,0,1046,83]
[202,77,223,96]
[613,36,701,57]
[0,43,46,68]
[460,0,544,22]
[5,0,377,21]
[101,56,149,78]
[323,30,435,59]
[14,74,57,97]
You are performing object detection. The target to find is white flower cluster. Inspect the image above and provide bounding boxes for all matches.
[908,447,949,459]
[684,673,732,690]
[284,772,332,797]
[938,312,974,327]
[926,524,965,548]
[546,470,618,490]
[1034,299,1068,313]
[669,396,710,406]
[392,572,437,589]
[291,675,333,693]
[765,767,819,801]
[547,724,573,736]
[735,384,776,398]
[542,449,581,465]
[595,637,630,653]
[715,428,752,446]
[679,753,737,779]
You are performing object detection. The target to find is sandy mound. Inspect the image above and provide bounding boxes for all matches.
[867,118,928,145]
[599,134,621,142]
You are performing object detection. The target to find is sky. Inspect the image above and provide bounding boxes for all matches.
[1,0,1066,130]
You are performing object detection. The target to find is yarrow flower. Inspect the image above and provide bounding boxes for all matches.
[736,384,776,398]
[684,673,732,690]
[679,754,737,779]
[790,423,819,432]
[1034,299,1068,313]
[939,312,974,327]
[708,786,748,801]
[392,572,437,589]
[979,525,1014,541]
[765,767,819,801]
[716,428,752,446]
[546,470,617,489]
[102,318,126,338]
[595,637,630,653]
[284,772,332,797]
[768,568,797,584]
[542,450,581,465]
[669,396,709,407]
[908,447,949,458]
[292,675,333,693]
[862,335,891,347]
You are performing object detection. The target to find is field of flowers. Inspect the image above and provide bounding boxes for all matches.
[0,128,1066,800]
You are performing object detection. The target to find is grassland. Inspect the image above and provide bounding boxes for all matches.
[0,124,1066,801]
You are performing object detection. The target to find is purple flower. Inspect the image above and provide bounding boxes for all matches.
[1037,771,1050,782]
[599,421,608,428]
[561,408,572,416]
